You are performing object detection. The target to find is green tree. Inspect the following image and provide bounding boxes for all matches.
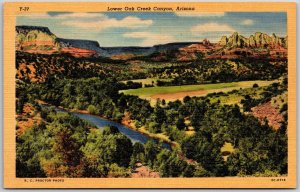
[103,125,119,135]
[87,104,97,114]
[176,116,186,130]
[144,140,160,167]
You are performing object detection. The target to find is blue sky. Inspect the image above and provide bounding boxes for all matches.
[17,12,286,47]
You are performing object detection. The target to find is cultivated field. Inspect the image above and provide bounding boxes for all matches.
[121,80,278,103]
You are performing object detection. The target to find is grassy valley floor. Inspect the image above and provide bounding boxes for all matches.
[121,80,278,105]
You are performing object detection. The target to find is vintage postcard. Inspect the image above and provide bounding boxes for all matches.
[3,2,296,188]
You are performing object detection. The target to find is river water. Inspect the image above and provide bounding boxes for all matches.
[51,106,171,149]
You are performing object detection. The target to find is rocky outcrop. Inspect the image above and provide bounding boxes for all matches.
[56,38,100,51]
[202,38,211,46]
[219,32,287,49]
[16,26,100,57]
[248,35,256,47]
[226,32,247,47]
[16,26,59,53]
[176,39,215,61]
[251,102,284,130]
[56,38,101,57]
[219,36,228,46]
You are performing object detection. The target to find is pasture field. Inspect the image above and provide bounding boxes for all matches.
[121,80,278,103]
[208,86,265,105]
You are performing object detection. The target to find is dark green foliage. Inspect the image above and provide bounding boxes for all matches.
[144,140,160,166]
[181,99,287,177]
[280,103,288,113]
[130,142,145,167]
[16,123,47,178]
[151,59,287,86]
[103,126,120,135]
[182,134,227,176]
[154,149,191,177]
[114,136,133,167]
[154,106,167,125]
[190,100,208,131]
[16,51,129,83]
[124,81,142,89]
[241,95,257,112]
[176,117,186,130]
[183,96,191,103]
[17,110,90,177]
[253,83,259,88]
[81,128,132,177]
[16,108,133,178]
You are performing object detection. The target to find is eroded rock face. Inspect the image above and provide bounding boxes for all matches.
[248,35,256,47]
[56,38,100,51]
[219,36,228,46]
[16,26,100,57]
[219,32,287,49]
[16,26,59,53]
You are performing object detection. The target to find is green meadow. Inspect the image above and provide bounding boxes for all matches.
[121,80,277,102]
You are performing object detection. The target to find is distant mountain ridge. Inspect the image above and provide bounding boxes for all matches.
[16,25,198,58]
[15,25,287,59]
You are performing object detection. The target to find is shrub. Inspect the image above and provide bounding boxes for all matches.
[87,105,97,114]
[253,83,259,88]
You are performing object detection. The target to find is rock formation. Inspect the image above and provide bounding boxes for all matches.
[16,26,100,57]
[202,38,211,46]
[218,32,287,49]
[219,36,228,46]
[16,26,59,53]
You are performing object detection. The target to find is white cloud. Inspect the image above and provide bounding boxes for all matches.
[241,19,254,25]
[123,32,154,38]
[22,13,153,31]
[21,13,50,19]
[24,12,107,19]
[191,22,235,35]
[61,16,153,31]
[53,12,104,19]
[123,32,175,46]
[176,12,225,17]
